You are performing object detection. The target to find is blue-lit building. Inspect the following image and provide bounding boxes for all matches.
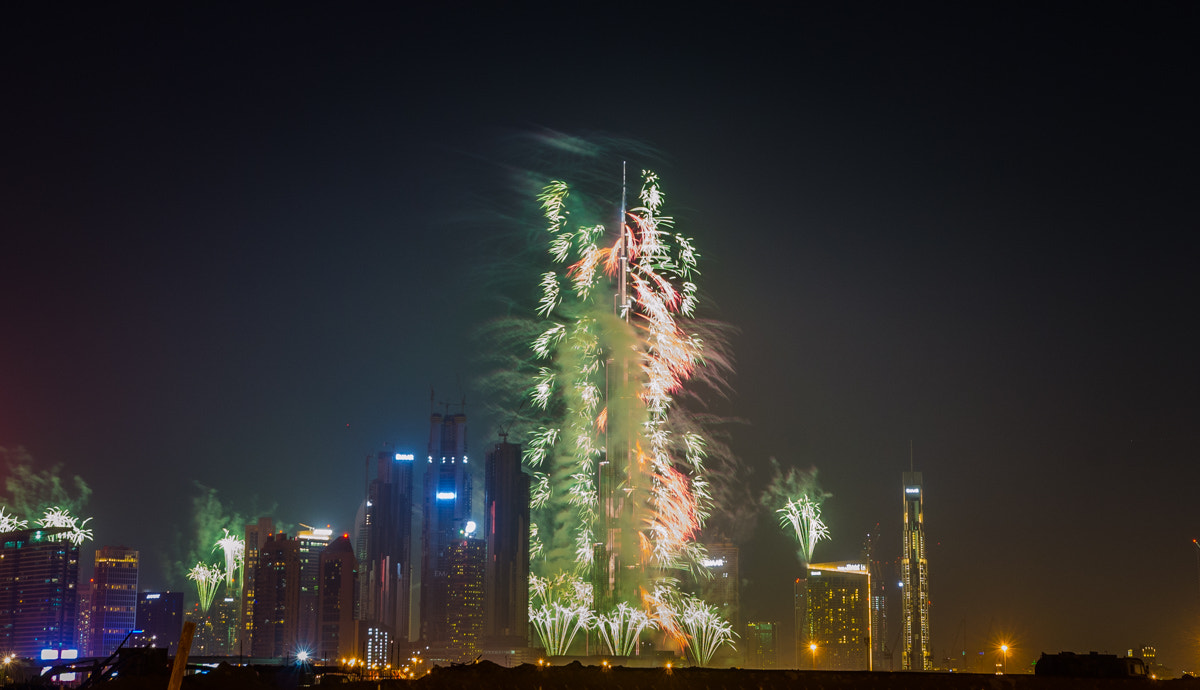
[0,527,81,659]
[421,411,471,648]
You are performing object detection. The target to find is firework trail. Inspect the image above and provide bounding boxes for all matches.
[677,595,738,667]
[0,507,28,532]
[778,496,829,563]
[761,459,830,564]
[594,601,657,657]
[528,573,594,656]
[187,562,223,614]
[518,167,734,654]
[214,528,245,591]
[37,506,94,545]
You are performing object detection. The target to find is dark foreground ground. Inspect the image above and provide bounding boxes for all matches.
[27,660,1196,690]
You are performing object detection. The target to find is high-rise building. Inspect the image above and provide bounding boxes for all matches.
[0,526,80,658]
[136,591,184,654]
[744,621,779,669]
[89,546,139,656]
[318,535,358,661]
[802,561,871,671]
[864,531,890,669]
[77,584,93,656]
[297,525,332,651]
[446,537,485,662]
[421,411,471,647]
[900,471,931,671]
[359,449,418,646]
[240,517,275,655]
[251,532,301,658]
[482,439,528,653]
[699,541,740,633]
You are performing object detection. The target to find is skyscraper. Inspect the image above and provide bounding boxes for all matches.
[89,546,139,656]
[446,537,485,662]
[136,591,184,654]
[318,535,358,661]
[900,471,931,671]
[421,411,471,647]
[296,525,332,651]
[699,541,740,634]
[251,532,301,658]
[482,439,528,653]
[0,526,80,658]
[240,516,275,655]
[358,449,418,645]
[744,621,779,669]
[802,561,871,671]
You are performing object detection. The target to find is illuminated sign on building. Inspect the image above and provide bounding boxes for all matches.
[436,492,456,500]
[395,453,414,461]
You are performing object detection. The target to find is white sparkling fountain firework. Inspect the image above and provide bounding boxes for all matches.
[523,168,732,660]
[187,562,224,614]
[762,460,830,564]
[37,506,94,545]
[214,528,245,590]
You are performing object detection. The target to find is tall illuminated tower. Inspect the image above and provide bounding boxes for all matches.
[900,471,931,670]
[421,410,471,647]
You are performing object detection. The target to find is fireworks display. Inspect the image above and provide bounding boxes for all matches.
[0,504,94,545]
[521,168,733,661]
[677,595,738,667]
[761,460,830,565]
[778,496,829,564]
[187,562,224,613]
[0,508,28,533]
[214,528,245,590]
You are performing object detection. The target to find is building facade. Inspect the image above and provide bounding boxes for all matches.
[445,537,485,662]
[900,471,931,670]
[421,411,471,648]
[0,527,81,658]
[240,517,275,656]
[744,621,779,668]
[89,546,139,656]
[318,535,358,661]
[482,439,528,653]
[803,561,871,671]
[251,532,301,658]
[135,591,184,654]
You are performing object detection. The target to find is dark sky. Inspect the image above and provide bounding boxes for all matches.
[3,2,1198,673]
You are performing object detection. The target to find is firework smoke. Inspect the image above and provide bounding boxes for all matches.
[761,459,831,564]
[0,446,91,517]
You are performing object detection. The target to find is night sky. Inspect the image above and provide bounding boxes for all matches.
[3,3,1198,673]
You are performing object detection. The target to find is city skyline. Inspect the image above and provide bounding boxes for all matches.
[3,1,1198,676]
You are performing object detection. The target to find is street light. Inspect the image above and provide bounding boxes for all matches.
[999,644,1009,674]
[810,643,818,670]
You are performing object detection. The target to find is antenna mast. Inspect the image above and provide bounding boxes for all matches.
[617,161,630,321]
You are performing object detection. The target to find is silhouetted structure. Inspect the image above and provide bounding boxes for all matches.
[358,449,418,647]
[318,534,358,661]
[251,532,301,658]
[135,591,183,654]
[745,621,779,668]
[240,517,275,655]
[482,439,529,655]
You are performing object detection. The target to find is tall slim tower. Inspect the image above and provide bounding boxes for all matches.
[900,471,931,670]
